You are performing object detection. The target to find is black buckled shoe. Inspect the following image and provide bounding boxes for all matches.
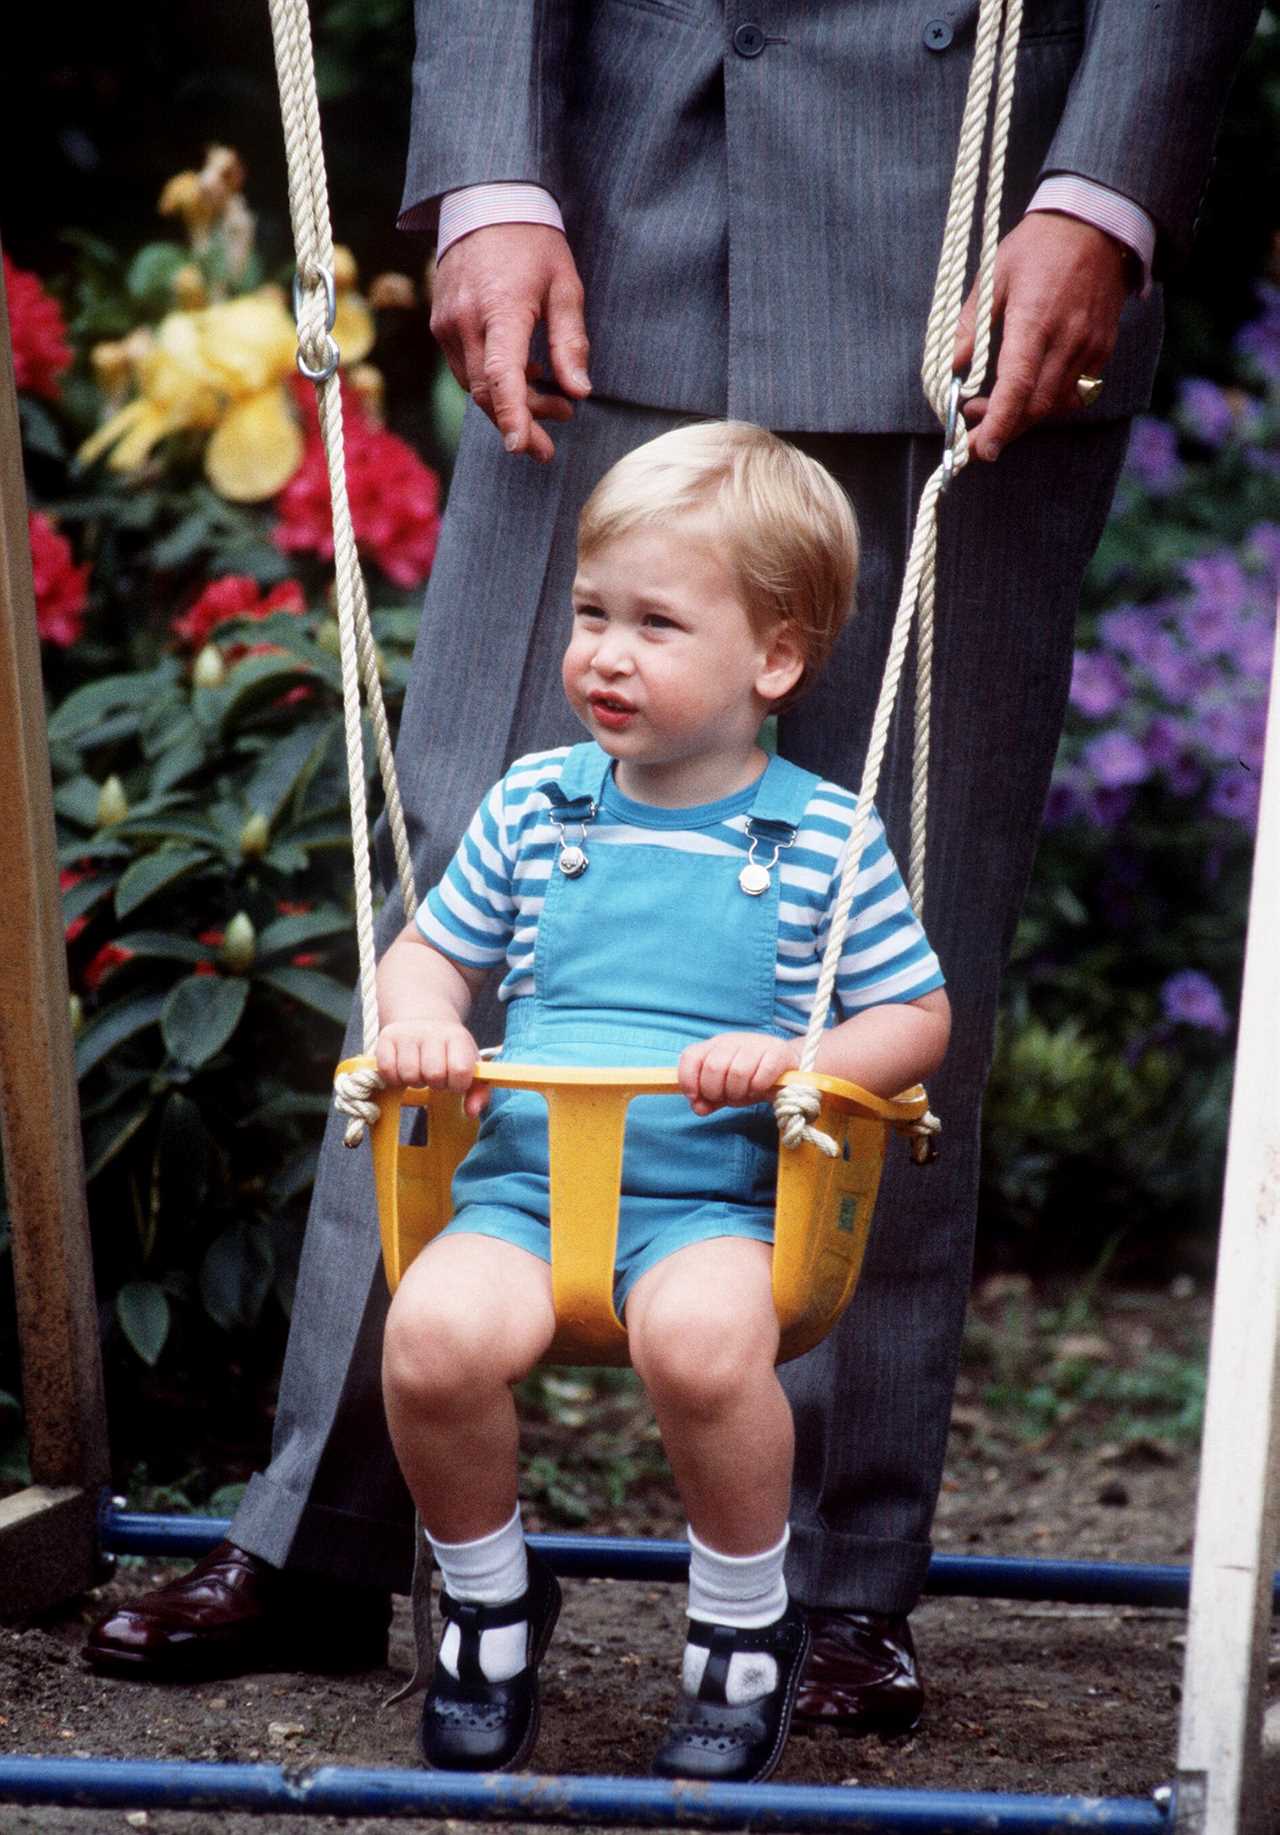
[419,1550,561,1772]
[651,1600,811,1783]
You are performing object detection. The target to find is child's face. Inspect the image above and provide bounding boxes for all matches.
[563,516,801,802]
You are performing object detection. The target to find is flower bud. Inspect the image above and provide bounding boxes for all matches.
[316,617,342,657]
[349,363,385,427]
[96,775,129,828]
[172,263,208,310]
[239,811,270,859]
[68,993,84,1037]
[158,170,216,234]
[91,341,132,400]
[221,911,256,972]
[192,643,227,689]
[368,271,416,312]
[332,244,359,291]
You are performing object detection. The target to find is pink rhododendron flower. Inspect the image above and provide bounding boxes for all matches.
[274,381,441,588]
[28,511,90,647]
[171,576,306,651]
[4,253,72,399]
[82,942,134,993]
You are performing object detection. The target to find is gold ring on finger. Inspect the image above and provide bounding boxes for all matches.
[1076,374,1104,408]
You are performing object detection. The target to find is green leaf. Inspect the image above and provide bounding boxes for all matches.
[126,242,190,310]
[161,974,250,1070]
[154,1091,211,1216]
[149,510,218,570]
[112,930,215,965]
[255,909,352,960]
[244,722,333,825]
[152,735,211,796]
[199,1223,275,1331]
[18,395,65,461]
[75,992,165,1078]
[115,846,213,919]
[47,665,180,743]
[61,872,114,925]
[111,813,224,849]
[84,1102,154,1183]
[116,1281,171,1366]
[256,965,352,1026]
[54,775,108,829]
[217,655,317,736]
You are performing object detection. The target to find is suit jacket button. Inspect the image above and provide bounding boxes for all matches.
[923,19,954,50]
[733,22,767,56]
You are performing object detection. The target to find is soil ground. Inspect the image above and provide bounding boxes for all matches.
[2,1276,1271,1833]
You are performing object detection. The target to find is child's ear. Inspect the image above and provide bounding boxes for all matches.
[756,621,806,706]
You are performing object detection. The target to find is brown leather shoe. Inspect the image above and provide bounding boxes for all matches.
[83,1541,391,1681]
[793,1610,923,1733]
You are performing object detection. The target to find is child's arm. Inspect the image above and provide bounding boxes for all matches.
[375,921,493,1116]
[678,988,951,1116]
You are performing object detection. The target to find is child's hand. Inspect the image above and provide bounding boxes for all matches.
[678,1033,800,1116]
[375,1020,489,1117]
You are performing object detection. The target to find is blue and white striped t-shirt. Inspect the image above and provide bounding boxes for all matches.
[417,748,944,1032]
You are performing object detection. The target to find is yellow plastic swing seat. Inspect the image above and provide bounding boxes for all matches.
[340,1056,929,1367]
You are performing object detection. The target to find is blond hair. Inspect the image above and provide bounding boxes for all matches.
[577,421,859,707]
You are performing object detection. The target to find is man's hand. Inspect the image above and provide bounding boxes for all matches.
[375,1019,488,1116]
[430,223,592,462]
[678,1033,801,1116]
[952,212,1132,462]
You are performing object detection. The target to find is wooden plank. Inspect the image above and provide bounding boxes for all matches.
[0,1486,101,1621]
[0,241,110,1607]
[1174,607,1280,1835]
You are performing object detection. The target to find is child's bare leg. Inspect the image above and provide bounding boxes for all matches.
[384,1233,560,1766]
[382,1233,556,1541]
[626,1237,791,1554]
[628,1237,809,1782]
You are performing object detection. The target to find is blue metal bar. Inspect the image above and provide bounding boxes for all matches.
[98,1511,1280,1610]
[0,1756,1168,1830]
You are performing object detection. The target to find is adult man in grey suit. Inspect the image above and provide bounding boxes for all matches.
[89,0,1258,1732]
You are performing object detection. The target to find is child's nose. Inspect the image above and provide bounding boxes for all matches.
[593,631,634,674]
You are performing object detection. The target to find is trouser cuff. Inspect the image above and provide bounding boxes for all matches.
[233,1473,415,1594]
[785,1522,932,1617]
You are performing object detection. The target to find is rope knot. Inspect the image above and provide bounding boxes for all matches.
[900,1107,942,1166]
[773,1082,840,1159]
[334,1061,385,1147]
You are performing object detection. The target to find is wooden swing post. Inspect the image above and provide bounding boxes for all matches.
[1172,596,1280,1834]
[0,244,110,1617]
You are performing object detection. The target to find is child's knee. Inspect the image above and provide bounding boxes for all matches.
[631,1289,775,1417]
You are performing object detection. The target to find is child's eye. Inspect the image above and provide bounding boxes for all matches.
[573,604,606,624]
[642,612,677,631]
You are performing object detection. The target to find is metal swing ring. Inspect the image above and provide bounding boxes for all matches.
[292,263,341,382]
[940,375,964,491]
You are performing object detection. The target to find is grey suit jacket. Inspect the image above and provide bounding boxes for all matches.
[400,2,1259,434]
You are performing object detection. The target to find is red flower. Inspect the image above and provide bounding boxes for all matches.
[194,927,225,977]
[4,254,72,400]
[28,511,89,647]
[291,952,321,968]
[61,866,94,943]
[82,942,134,993]
[274,383,440,588]
[276,899,313,916]
[171,576,305,652]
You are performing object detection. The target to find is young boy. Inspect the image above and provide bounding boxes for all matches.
[375,422,950,1781]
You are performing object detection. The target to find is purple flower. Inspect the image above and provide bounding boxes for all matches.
[1043,775,1085,828]
[1238,619,1275,684]
[1099,603,1156,661]
[1209,768,1260,830]
[1236,283,1280,385]
[1178,598,1239,658]
[1183,552,1253,619]
[1178,378,1236,448]
[1123,417,1182,495]
[1196,699,1254,763]
[1165,753,1204,798]
[1160,969,1230,1035]
[1069,650,1129,719]
[1142,713,1187,769]
[1084,730,1150,789]
[1144,630,1213,704]
[1086,786,1135,829]
[1246,522,1280,586]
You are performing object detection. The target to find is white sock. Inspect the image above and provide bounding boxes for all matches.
[428,1505,529,1683]
[682,1525,789,1706]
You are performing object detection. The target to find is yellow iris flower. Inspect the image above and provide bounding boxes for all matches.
[79,279,374,503]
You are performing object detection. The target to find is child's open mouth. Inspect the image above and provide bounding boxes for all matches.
[589,693,637,730]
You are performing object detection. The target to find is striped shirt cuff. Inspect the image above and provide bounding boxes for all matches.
[1028,176,1156,297]
[436,183,565,263]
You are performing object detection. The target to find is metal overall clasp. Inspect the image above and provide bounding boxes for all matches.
[548,798,597,878]
[738,818,798,896]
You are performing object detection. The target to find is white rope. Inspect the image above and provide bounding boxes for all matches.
[775,0,1023,1155]
[267,0,422,1143]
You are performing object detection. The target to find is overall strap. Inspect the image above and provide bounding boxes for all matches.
[745,753,822,833]
[536,741,612,817]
